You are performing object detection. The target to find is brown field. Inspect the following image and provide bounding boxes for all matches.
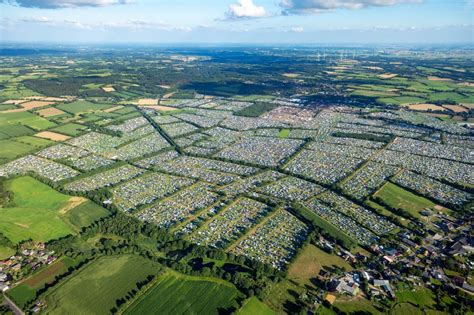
[34,131,70,141]
[23,259,66,287]
[365,66,384,71]
[24,96,44,100]
[282,73,300,78]
[137,98,158,106]
[103,105,123,112]
[288,244,353,286]
[101,86,115,92]
[163,92,176,99]
[41,97,69,102]
[407,103,447,111]
[2,99,26,105]
[378,73,398,79]
[442,104,468,113]
[458,82,474,87]
[461,103,474,109]
[59,197,87,215]
[427,76,453,82]
[21,101,55,110]
[139,105,177,111]
[37,107,66,117]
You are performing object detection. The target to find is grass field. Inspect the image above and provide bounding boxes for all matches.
[44,255,162,315]
[0,245,15,260]
[8,257,77,308]
[56,100,113,114]
[333,297,382,314]
[13,135,54,148]
[0,139,34,160]
[63,201,110,231]
[50,123,87,136]
[0,111,56,130]
[278,129,291,138]
[234,102,278,117]
[238,296,276,315]
[374,182,436,218]
[288,244,353,286]
[124,270,242,315]
[0,177,98,244]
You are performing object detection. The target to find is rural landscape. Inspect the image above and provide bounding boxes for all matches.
[0,0,473,314]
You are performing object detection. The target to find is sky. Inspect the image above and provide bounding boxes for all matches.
[0,0,472,44]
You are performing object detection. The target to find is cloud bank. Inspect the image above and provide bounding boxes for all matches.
[1,0,131,9]
[280,0,422,14]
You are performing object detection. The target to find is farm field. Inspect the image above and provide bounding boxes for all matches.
[0,139,34,160]
[56,100,113,114]
[124,270,242,315]
[44,255,162,315]
[0,111,56,130]
[238,296,276,315]
[8,257,78,308]
[0,177,99,243]
[0,246,15,260]
[50,123,86,136]
[13,135,54,148]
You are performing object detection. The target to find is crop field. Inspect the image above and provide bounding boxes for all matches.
[124,270,242,315]
[0,139,34,160]
[8,257,77,308]
[0,111,56,130]
[50,123,86,136]
[0,177,87,243]
[374,182,436,218]
[36,107,66,117]
[34,131,70,141]
[0,245,15,260]
[63,200,110,231]
[44,255,162,315]
[13,135,54,148]
[238,297,276,315]
[56,100,113,114]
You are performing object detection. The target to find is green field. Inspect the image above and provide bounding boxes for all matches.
[374,182,436,217]
[63,201,110,231]
[234,102,278,117]
[0,177,87,243]
[13,135,54,148]
[0,111,56,130]
[56,100,113,114]
[50,123,87,136]
[44,255,162,314]
[124,270,242,315]
[8,257,77,308]
[278,129,291,138]
[0,139,34,160]
[0,245,15,260]
[238,296,276,315]
[288,244,353,286]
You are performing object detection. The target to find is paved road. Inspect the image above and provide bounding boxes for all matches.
[2,294,24,315]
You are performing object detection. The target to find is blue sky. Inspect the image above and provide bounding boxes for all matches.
[0,0,472,43]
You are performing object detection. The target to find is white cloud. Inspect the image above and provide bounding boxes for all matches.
[226,0,268,19]
[280,0,422,14]
[290,26,304,32]
[1,0,131,9]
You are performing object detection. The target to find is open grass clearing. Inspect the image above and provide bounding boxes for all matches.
[124,269,242,315]
[238,296,276,315]
[374,182,436,218]
[288,244,353,287]
[44,255,162,315]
